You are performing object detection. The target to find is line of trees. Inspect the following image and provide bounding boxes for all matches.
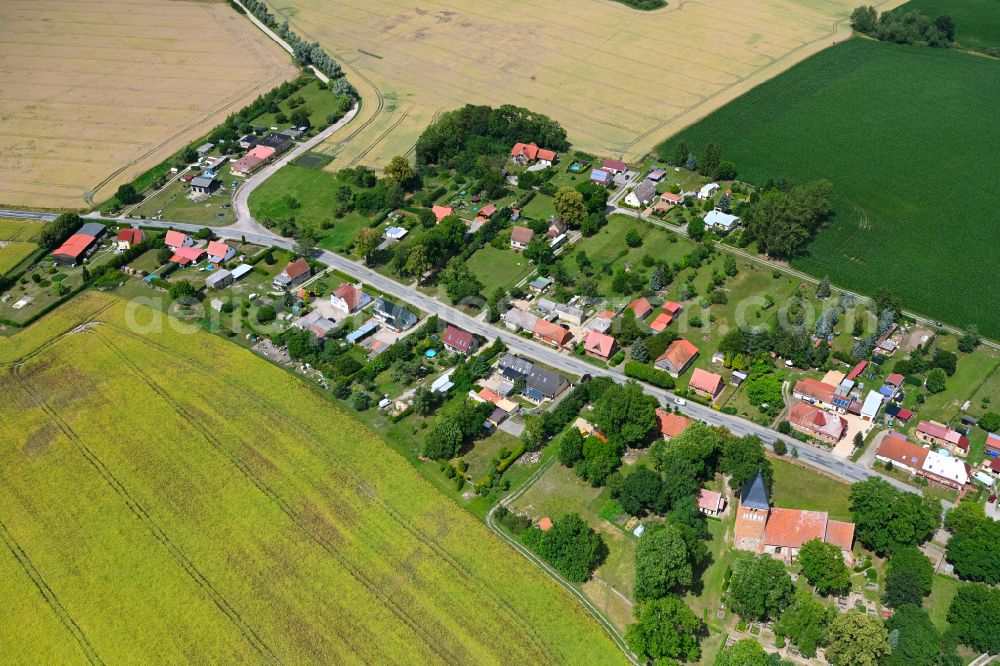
[850,6,955,48]
[238,0,356,96]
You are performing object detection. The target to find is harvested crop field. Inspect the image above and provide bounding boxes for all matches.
[0,0,298,209]
[270,0,903,169]
[658,38,1000,338]
[0,293,628,664]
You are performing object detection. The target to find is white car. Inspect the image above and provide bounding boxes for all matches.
[674,397,687,406]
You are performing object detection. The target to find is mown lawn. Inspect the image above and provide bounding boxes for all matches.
[770,457,854,522]
[464,245,536,295]
[0,293,629,664]
[925,573,961,633]
[521,193,556,220]
[658,38,1000,338]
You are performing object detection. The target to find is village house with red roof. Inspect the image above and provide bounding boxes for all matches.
[116,228,143,250]
[510,142,557,166]
[789,402,848,444]
[510,226,534,250]
[583,330,618,362]
[330,283,371,314]
[688,368,724,401]
[442,325,476,356]
[915,420,969,457]
[206,240,235,264]
[655,408,691,440]
[654,339,699,377]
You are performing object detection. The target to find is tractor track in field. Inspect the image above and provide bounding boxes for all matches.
[0,517,105,666]
[0,299,118,371]
[8,371,281,666]
[93,329,474,665]
[102,322,557,662]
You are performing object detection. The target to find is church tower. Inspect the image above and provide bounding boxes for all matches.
[733,469,770,552]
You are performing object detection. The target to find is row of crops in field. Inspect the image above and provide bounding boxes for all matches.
[658,38,1000,338]
[0,293,628,664]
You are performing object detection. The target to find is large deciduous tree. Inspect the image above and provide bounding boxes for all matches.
[591,381,658,448]
[947,583,1000,654]
[625,597,705,665]
[884,546,934,608]
[553,187,588,228]
[634,523,695,600]
[774,589,835,658]
[798,539,851,595]
[725,554,793,621]
[824,610,890,666]
[849,478,939,555]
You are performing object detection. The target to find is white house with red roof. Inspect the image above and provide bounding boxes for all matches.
[602,158,627,174]
[164,230,193,249]
[510,142,557,166]
[442,325,476,355]
[330,283,371,313]
[698,489,726,517]
[116,228,143,250]
[206,240,235,264]
[789,402,848,444]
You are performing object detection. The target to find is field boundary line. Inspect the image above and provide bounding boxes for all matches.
[0,517,106,665]
[100,323,558,662]
[9,370,282,666]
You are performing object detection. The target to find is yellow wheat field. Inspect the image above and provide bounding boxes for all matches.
[271,0,905,170]
[0,293,629,664]
[0,0,298,209]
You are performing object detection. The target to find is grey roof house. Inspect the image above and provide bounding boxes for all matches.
[372,298,417,331]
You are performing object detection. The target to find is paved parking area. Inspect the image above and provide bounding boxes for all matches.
[831,413,876,457]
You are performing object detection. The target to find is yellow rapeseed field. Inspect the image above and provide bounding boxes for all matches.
[0,293,629,664]
[274,0,905,169]
[0,0,298,209]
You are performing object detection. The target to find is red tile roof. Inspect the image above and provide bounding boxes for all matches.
[511,142,540,161]
[596,310,616,320]
[478,388,502,405]
[846,361,868,381]
[52,234,97,260]
[650,312,674,332]
[207,240,231,260]
[511,226,534,244]
[478,204,497,217]
[628,297,652,319]
[170,246,205,265]
[885,373,905,386]
[536,148,556,162]
[532,319,572,347]
[246,145,275,161]
[698,489,723,513]
[917,420,961,444]
[896,408,914,421]
[333,283,365,311]
[584,330,617,359]
[657,339,699,372]
[538,516,553,531]
[789,402,847,440]
[442,325,474,354]
[656,408,691,438]
[432,205,453,222]
[116,228,143,244]
[661,192,683,204]
[662,301,682,314]
[689,368,723,397]
[283,258,311,281]
[877,434,928,468]
[793,377,837,404]
[164,230,189,248]
[603,158,627,171]
[825,520,856,553]
[763,508,829,549]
